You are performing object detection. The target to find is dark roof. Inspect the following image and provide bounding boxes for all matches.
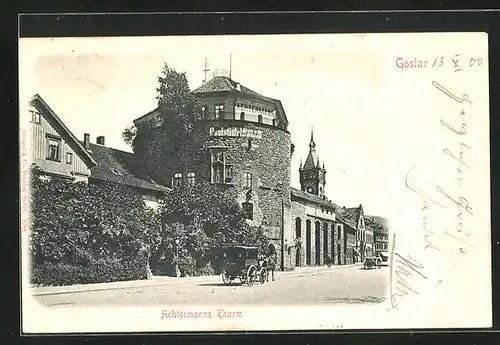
[365,215,389,233]
[133,108,160,126]
[290,187,339,210]
[303,147,320,170]
[341,205,364,225]
[29,94,98,168]
[85,143,170,193]
[302,130,321,170]
[192,76,289,125]
[336,213,357,230]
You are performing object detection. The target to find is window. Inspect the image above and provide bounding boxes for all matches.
[142,194,158,202]
[187,172,196,186]
[258,115,263,123]
[225,165,233,182]
[243,172,252,189]
[211,150,231,184]
[240,112,245,121]
[173,172,183,187]
[272,119,276,126]
[30,106,41,124]
[215,104,224,119]
[201,106,207,119]
[46,136,61,161]
[65,152,73,164]
[242,202,253,220]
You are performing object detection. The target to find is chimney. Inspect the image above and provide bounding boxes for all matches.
[96,136,105,145]
[84,133,90,149]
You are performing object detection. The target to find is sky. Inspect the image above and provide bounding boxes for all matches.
[19,33,490,228]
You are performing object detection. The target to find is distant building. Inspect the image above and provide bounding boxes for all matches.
[366,215,390,253]
[340,204,375,261]
[290,130,347,268]
[27,94,169,209]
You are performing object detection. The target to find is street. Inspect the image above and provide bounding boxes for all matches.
[33,265,388,307]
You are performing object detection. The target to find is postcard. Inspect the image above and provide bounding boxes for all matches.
[19,32,491,333]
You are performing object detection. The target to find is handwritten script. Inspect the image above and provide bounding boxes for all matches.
[391,80,476,308]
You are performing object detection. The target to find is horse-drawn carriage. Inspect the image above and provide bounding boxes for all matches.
[363,256,381,270]
[219,246,267,286]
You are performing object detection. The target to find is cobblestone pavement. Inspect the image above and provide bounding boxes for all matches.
[33,264,388,307]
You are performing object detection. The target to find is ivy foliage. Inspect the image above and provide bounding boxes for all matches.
[152,182,269,275]
[122,64,202,184]
[29,165,160,285]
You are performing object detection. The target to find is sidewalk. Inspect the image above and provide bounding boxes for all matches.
[29,263,363,296]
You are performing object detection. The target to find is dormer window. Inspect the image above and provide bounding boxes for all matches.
[215,104,224,119]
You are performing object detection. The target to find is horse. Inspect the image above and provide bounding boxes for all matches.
[265,254,276,282]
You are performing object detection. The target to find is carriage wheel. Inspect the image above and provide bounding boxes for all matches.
[222,271,232,285]
[247,266,256,287]
[259,268,266,284]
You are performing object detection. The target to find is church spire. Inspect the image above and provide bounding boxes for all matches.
[309,127,316,150]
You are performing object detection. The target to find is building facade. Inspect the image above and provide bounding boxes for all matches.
[27,94,97,182]
[366,215,390,253]
[133,70,292,267]
[27,94,169,209]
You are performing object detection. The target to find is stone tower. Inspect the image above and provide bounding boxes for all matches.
[299,128,326,197]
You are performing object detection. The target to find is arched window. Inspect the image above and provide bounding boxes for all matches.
[187,172,196,186]
[258,115,263,123]
[295,217,301,239]
[315,221,321,265]
[323,223,329,262]
[240,112,245,121]
[201,106,206,119]
[173,173,182,187]
[306,220,312,265]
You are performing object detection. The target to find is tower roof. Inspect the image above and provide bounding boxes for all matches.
[303,127,320,169]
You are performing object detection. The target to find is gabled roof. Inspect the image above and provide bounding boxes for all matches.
[192,76,289,126]
[340,205,364,228]
[290,187,339,210]
[85,143,170,193]
[28,94,98,168]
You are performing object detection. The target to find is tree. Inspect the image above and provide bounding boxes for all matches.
[154,181,269,275]
[29,165,160,285]
[122,63,202,183]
